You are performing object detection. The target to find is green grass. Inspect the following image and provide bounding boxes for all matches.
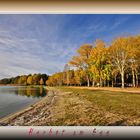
[56,86,140,125]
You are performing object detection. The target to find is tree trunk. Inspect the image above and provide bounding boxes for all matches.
[136,71,138,87]
[121,71,124,88]
[115,75,117,86]
[112,79,114,87]
[104,80,106,87]
[107,80,110,87]
[66,71,69,86]
[92,80,95,87]
[132,69,136,87]
[99,77,102,87]
[87,75,90,87]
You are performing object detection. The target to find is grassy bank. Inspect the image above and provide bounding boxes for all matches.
[52,86,140,125]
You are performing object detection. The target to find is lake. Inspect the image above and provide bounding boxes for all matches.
[0,86,47,118]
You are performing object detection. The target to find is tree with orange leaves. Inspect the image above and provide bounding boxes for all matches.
[89,39,108,87]
[69,44,92,87]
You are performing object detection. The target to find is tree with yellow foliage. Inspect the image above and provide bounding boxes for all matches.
[46,34,140,88]
[46,72,63,86]
[69,44,92,87]
[40,78,44,85]
[109,37,132,88]
[89,39,108,87]
[27,75,33,85]
[18,75,28,85]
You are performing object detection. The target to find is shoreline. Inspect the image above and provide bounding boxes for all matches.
[1,86,140,126]
[0,86,56,125]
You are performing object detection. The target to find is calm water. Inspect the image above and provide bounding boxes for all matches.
[0,86,47,118]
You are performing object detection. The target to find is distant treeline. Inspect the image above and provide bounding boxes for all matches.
[0,73,48,85]
[46,35,140,88]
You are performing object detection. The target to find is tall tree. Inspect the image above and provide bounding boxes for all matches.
[109,37,132,88]
[128,36,140,87]
[32,74,41,85]
[69,44,92,87]
[89,39,108,87]
[40,78,44,85]
[18,75,27,85]
[27,75,33,85]
[63,64,70,86]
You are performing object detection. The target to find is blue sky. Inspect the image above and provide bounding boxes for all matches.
[0,14,140,79]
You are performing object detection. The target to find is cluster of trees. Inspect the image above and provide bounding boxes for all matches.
[0,73,48,86]
[46,35,140,88]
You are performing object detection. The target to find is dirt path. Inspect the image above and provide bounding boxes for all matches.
[69,86,140,93]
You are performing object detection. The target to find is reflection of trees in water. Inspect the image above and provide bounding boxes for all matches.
[16,86,47,98]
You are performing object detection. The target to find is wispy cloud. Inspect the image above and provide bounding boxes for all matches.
[110,16,130,30]
[0,15,78,79]
[0,14,139,79]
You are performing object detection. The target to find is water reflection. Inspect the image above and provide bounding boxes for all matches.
[6,86,47,98]
[0,86,47,118]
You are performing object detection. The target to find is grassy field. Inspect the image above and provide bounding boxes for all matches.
[50,86,140,126]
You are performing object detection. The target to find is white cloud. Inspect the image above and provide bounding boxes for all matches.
[0,15,78,79]
[110,16,130,30]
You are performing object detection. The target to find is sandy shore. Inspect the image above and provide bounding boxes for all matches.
[0,87,58,126]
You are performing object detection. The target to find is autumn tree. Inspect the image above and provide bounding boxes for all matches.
[40,78,44,85]
[128,36,140,87]
[69,44,92,87]
[63,64,70,86]
[18,75,28,85]
[46,77,53,86]
[27,75,33,85]
[110,67,119,87]
[46,72,63,86]
[68,70,75,86]
[41,74,48,84]
[74,69,86,86]
[109,37,132,88]
[32,74,41,85]
[0,78,11,84]
[10,76,20,84]
[89,39,109,87]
